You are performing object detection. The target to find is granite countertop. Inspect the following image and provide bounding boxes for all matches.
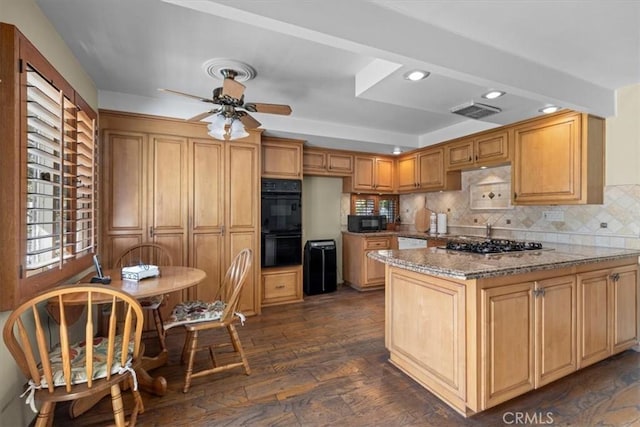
[367,244,640,280]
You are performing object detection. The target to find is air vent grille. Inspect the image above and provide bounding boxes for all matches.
[450,101,501,119]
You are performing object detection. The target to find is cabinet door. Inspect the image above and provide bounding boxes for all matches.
[445,139,474,170]
[535,276,576,387]
[327,153,353,175]
[512,113,582,204]
[576,270,610,368]
[374,158,394,192]
[482,283,535,409]
[418,148,446,190]
[475,130,510,166]
[149,135,188,264]
[611,265,639,353]
[226,142,260,315]
[396,155,418,191]
[353,156,376,191]
[103,131,148,267]
[262,140,302,179]
[189,139,224,302]
[303,149,326,173]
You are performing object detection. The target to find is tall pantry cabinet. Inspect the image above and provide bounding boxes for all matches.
[100,111,262,316]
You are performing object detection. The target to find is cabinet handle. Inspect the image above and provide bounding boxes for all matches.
[514,192,518,199]
[149,226,154,238]
[276,284,285,289]
[610,273,620,281]
[468,156,472,161]
[221,225,225,236]
[475,155,478,161]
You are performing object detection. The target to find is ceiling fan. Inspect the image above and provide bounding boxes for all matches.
[159,69,292,131]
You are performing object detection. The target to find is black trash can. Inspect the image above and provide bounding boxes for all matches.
[303,239,337,295]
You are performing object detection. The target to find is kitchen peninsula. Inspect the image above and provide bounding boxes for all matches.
[369,244,640,416]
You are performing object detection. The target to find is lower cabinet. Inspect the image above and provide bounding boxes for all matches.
[343,233,395,291]
[384,258,637,416]
[577,264,639,368]
[261,265,303,307]
[481,275,576,408]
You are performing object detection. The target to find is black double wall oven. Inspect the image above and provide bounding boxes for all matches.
[261,178,302,268]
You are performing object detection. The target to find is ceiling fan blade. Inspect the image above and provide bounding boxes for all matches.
[187,110,218,122]
[222,78,245,100]
[158,88,215,103]
[244,102,292,115]
[238,113,261,129]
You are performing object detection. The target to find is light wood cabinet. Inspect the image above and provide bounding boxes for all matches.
[303,148,353,176]
[396,147,461,193]
[0,23,98,310]
[512,111,605,205]
[343,155,394,192]
[445,129,510,170]
[577,264,639,368]
[482,275,577,407]
[343,233,394,290]
[261,265,303,306]
[262,137,303,179]
[100,111,262,317]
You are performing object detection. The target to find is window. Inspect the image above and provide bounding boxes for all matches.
[350,194,399,223]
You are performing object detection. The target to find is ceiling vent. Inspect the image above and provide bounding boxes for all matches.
[450,101,501,119]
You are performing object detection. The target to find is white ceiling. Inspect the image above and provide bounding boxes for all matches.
[36,0,640,154]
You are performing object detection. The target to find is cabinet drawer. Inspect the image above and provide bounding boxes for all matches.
[365,238,391,250]
[262,266,302,306]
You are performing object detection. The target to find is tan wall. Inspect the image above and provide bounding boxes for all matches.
[0,0,98,424]
[606,84,640,185]
[302,176,344,283]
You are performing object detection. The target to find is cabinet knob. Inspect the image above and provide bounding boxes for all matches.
[276,284,285,289]
[468,156,472,161]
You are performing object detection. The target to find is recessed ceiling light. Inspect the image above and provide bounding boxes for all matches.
[482,90,505,100]
[404,70,430,81]
[392,147,402,155]
[539,105,560,114]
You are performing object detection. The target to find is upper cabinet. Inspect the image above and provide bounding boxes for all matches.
[303,148,353,176]
[512,111,605,205]
[397,147,461,193]
[262,137,303,179]
[0,23,98,310]
[445,129,510,170]
[344,155,394,192]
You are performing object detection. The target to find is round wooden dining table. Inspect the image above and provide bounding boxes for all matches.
[68,266,207,418]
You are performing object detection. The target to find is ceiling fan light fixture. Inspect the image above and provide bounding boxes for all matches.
[539,105,560,114]
[229,119,249,139]
[404,70,430,81]
[482,90,505,100]
[207,115,228,140]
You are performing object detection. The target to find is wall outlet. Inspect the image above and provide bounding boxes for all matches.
[543,211,565,222]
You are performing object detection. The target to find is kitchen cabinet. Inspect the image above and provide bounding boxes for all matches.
[343,155,394,192]
[262,136,303,179]
[261,265,303,306]
[445,129,510,170]
[0,23,98,310]
[100,111,262,316]
[577,263,639,368]
[512,110,605,205]
[303,148,353,176]
[383,255,635,416]
[396,147,461,193]
[342,232,395,290]
[481,275,576,408]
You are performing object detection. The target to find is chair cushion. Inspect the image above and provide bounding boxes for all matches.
[164,300,226,329]
[47,335,134,387]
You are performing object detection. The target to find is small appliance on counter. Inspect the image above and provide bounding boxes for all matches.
[347,215,387,233]
[437,212,447,234]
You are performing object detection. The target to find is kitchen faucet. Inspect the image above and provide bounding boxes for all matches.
[486,222,492,238]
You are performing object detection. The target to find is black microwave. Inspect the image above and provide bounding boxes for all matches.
[347,215,387,233]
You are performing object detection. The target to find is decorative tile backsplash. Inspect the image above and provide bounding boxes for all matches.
[398,165,640,249]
